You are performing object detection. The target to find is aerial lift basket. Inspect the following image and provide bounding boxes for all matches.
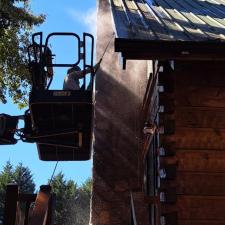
[27,32,95,161]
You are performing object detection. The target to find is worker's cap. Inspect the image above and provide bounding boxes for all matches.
[67,65,81,74]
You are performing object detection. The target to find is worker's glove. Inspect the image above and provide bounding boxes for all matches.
[90,60,101,74]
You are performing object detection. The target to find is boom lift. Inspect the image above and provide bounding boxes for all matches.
[0,32,95,161]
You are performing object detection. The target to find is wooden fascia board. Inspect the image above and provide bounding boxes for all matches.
[115,38,225,60]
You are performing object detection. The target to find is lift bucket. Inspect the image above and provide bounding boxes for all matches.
[29,90,93,161]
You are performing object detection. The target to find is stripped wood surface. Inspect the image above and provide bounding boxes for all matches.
[161,196,225,220]
[161,172,225,195]
[158,61,225,224]
[160,86,225,108]
[160,127,225,150]
[161,150,225,172]
[160,108,225,128]
[174,86,225,108]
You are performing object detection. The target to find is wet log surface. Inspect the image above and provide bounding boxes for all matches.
[161,196,225,220]
[161,150,225,172]
[161,107,225,128]
[161,172,225,195]
[160,62,225,223]
[160,127,225,150]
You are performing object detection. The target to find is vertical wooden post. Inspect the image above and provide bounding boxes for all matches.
[46,194,55,225]
[3,184,19,225]
[28,185,51,225]
[24,202,31,225]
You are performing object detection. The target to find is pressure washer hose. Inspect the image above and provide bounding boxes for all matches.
[95,32,115,73]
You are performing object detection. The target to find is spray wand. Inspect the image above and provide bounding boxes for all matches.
[94,32,115,73]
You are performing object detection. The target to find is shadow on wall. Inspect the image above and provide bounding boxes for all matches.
[91,66,144,225]
[93,66,143,188]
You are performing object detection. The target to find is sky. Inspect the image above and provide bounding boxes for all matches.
[0,0,97,189]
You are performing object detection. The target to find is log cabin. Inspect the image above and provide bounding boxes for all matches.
[92,0,225,225]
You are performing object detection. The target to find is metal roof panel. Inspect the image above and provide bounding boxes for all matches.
[110,0,225,42]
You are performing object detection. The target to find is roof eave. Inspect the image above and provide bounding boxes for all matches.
[115,38,225,61]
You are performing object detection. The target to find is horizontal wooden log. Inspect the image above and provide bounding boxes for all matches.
[160,150,225,173]
[175,107,225,129]
[175,86,225,108]
[160,107,225,129]
[161,195,225,220]
[174,61,225,70]
[160,172,225,195]
[160,85,225,108]
[174,70,225,88]
[160,128,225,150]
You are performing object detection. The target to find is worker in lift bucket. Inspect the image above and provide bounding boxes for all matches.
[63,63,100,90]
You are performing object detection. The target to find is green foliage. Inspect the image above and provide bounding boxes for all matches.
[0,162,92,225]
[76,178,92,225]
[51,172,92,225]
[51,172,78,225]
[79,177,92,195]
[0,161,35,224]
[13,162,35,193]
[0,0,45,108]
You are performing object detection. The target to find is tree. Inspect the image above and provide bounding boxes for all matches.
[0,164,92,225]
[50,172,78,225]
[0,0,45,108]
[13,162,35,193]
[51,172,92,225]
[76,178,92,225]
[0,161,35,224]
[0,161,14,224]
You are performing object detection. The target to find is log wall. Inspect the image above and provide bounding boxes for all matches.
[158,61,225,225]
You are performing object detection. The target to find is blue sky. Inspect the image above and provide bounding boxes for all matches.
[0,0,96,189]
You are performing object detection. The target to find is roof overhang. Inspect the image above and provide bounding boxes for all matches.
[115,38,225,61]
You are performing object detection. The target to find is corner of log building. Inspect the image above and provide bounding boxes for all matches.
[91,0,225,225]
